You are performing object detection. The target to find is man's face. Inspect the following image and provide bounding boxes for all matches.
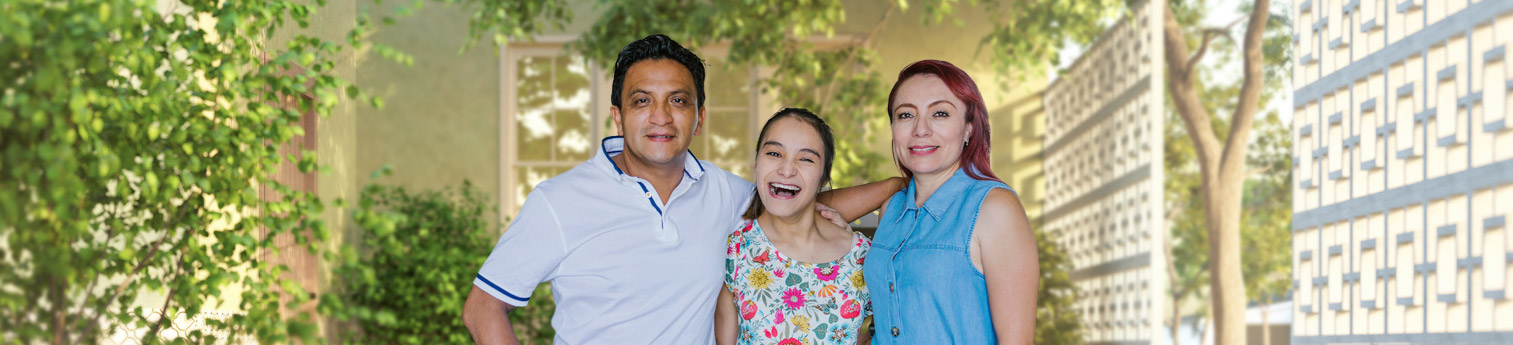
[611,59,706,168]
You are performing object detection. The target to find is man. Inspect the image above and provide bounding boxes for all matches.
[461,34,901,344]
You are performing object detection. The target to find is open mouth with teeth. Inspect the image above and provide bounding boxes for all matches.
[909,145,939,155]
[647,134,675,142]
[768,182,802,200]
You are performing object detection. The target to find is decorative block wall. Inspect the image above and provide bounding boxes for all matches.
[1291,0,1513,342]
[1042,0,1167,343]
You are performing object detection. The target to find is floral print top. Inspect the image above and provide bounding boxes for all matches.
[725,219,872,345]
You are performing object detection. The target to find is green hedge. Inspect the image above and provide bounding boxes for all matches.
[332,178,553,344]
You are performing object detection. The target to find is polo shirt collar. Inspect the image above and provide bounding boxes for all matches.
[894,167,973,222]
[596,136,706,181]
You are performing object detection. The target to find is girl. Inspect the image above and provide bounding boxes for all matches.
[716,108,873,345]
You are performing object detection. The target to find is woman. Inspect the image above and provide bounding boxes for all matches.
[863,60,1038,344]
[716,108,873,345]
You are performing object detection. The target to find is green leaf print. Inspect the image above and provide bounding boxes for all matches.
[786,272,802,286]
[813,323,829,337]
[829,314,839,323]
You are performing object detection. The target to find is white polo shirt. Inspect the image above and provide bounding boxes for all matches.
[474,136,754,344]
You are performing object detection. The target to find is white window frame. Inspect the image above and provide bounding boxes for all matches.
[498,39,771,222]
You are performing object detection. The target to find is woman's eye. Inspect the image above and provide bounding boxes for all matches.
[896,112,913,119]
[765,151,780,157]
[933,110,949,118]
[800,158,815,163]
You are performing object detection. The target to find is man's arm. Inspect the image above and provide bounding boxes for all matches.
[714,287,739,345]
[463,286,523,345]
[816,177,908,223]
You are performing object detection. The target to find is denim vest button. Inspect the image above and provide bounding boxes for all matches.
[891,327,900,336]
[889,283,895,292]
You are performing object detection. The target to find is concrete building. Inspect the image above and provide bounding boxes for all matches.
[1290,0,1513,343]
[1042,0,1169,344]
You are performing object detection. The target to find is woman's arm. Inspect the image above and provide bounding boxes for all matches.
[715,286,739,345]
[816,177,908,222]
[975,188,1038,344]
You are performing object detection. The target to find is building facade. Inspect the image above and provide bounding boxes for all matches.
[1042,0,1168,343]
[1290,0,1513,342]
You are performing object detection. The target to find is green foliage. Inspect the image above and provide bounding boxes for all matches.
[0,0,563,342]
[0,0,357,343]
[328,175,495,344]
[1033,227,1084,345]
[978,0,1126,81]
[1241,113,1292,306]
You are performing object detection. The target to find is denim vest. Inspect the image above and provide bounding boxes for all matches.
[863,168,1013,344]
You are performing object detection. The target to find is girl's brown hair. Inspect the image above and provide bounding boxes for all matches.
[741,108,835,220]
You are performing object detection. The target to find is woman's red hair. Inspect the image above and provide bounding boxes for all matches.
[886,59,1001,183]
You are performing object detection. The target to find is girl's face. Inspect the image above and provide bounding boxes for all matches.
[890,74,971,177]
[754,117,828,218]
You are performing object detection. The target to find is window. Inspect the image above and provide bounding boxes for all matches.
[500,44,762,217]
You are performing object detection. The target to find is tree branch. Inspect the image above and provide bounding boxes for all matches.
[1184,17,1245,74]
[1245,166,1270,180]
[818,1,894,113]
[74,204,194,342]
[1220,0,1271,176]
[1163,1,1223,170]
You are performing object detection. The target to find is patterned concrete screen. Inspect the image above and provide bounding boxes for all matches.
[1042,0,1167,343]
[1291,0,1513,342]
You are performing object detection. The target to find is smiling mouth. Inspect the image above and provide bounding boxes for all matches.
[909,145,939,155]
[647,134,675,142]
[768,182,801,199]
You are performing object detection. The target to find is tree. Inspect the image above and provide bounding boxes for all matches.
[989,0,1291,342]
[0,0,562,343]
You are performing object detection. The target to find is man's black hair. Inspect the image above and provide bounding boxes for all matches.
[610,34,706,108]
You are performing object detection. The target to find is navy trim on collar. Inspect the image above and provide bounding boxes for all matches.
[598,136,705,181]
[596,136,705,216]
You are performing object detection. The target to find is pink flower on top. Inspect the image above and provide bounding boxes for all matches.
[781,287,806,310]
[840,299,862,319]
[741,300,758,320]
[814,265,838,281]
[777,338,801,345]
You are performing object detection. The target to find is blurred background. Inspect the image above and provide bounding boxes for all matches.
[4,0,1509,344]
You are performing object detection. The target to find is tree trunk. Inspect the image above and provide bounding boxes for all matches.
[1167,238,1183,345]
[1261,297,1271,345]
[1160,0,1270,344]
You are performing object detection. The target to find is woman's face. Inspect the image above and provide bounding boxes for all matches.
[754,117,828,218]
[890,74,971,177]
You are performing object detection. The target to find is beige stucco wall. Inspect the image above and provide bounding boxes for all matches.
[354,1,504,214]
